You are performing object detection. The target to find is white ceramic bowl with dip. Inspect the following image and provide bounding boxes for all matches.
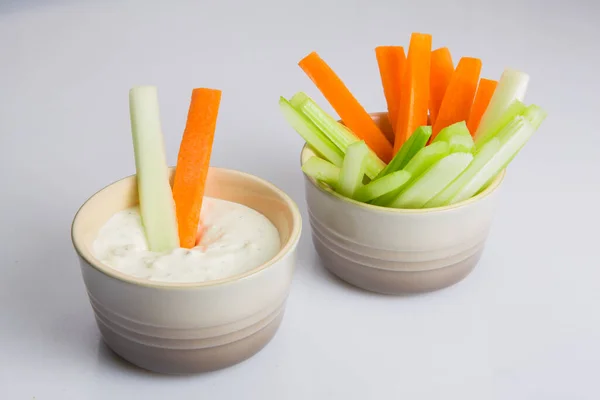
[71,167,302,374]
[302,112,505,295]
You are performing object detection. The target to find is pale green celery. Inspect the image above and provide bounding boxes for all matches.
[337,141,369,198]
[290,92,310,109]
[129,86,179,252]
[376,126,431,179]
[449,116,536,204]
[476,100,526,148]
[354,170,411,203]
[371,141,450,206]
[521,104,547,130]
[291,92,385,179]
[301,156,341,187]
[432,121,474,153]
[389,153,474,209]
[475,68,529,146]
[279,97,344,167]
[425,138,501,208]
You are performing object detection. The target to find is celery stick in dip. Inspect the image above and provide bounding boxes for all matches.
[93,197,281,283]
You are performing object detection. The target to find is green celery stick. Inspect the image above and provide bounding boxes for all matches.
[129,86,179,252]
[291,92,386,179]
[425,138,501,208]
[431,121,474,153]
[475,68,529,146]
[290,91,310,109]
[389,152,474,209]
[521,104,547,130]
[279,97,344,167]
[476,100,526,148]
[449,116,536,205]
[371,141,450,206]
[354,170,411,203]
[376,126,431,179]
[337,141,369,198]
[301,156,340,187]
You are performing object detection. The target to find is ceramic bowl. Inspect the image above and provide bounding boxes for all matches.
[71,167,302,374]
[302,112,505,295]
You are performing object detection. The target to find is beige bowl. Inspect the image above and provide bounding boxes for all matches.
[71,167,302,374]
[302,112,505,295]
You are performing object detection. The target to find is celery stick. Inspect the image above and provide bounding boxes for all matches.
[389,153,474,209]
[337,141,369,198]
[302,156,340,187]
[290,91,310,109]
[475,68,529,146]
[354,170,411,203]
[476,100,526,148]
[279,97,344,167]
[291,92,386,179]
[425,138,501,208]
[371,141,450,206]
[522,104,547,130]
[449,116,536,205]
[376,126,431,179]
[129,86,179,252]
[432,121,474,153]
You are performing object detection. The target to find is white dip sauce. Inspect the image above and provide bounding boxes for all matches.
[92,197,281,283]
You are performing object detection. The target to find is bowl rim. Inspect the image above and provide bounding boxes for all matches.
[300,143,506,214]
[71,166,302,290]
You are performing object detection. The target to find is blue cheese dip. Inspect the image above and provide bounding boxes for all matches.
[92,197,281,283]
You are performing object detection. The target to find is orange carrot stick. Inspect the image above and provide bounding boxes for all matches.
[375,46,406,140]
[429,47,454,126]
[394,33,432,154]
[299,52,393,163]
[466,78,498,135]
[431,57,482,141]
[172,88,222,249]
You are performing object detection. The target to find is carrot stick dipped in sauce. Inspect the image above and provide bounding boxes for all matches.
[172,88,222,248]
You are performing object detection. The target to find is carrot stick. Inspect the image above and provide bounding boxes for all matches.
[299,52,393,163]
[394,33,432,154]
[172,88,222,249]
[431,57,482,141]
[467,78,498,135]
[375,46,406,140]
[429,47,454,126]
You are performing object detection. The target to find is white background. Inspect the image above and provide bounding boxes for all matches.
[1,0,599,399]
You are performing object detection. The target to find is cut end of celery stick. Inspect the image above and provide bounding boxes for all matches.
[295,93,385,179]
[279,97,344,167]
[354,170,411,203]
[474,68,529,144]
[522,104,547,130]
[431,121,474,153]
[129,86,179,252]
[390,152,474,209]
[376,126,431,179]
[371,140,450,206]
[450,116,536,205]
[337,141,369,198]
[425,138,501,208]
[302,156,341,187]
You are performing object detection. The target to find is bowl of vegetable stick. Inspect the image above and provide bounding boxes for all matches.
[280,32,546,294]
[72,87,302,374]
